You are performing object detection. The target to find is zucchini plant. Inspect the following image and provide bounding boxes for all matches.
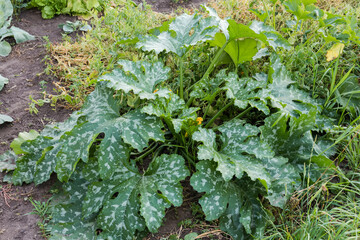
[7,6,335,239]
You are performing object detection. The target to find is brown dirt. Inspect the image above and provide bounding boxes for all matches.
[0,9,75,240]
[0,1,213,239]
[0,9,75,154]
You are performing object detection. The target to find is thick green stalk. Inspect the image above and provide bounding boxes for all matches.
[272,1,277,29]
[179,56,184,100]
[134,143,159,162]
[163,117,184,146]
[186,42,229,107]
[212,107,253,131]
[205,100,234,128]
[261,0,270,24]
[203,103,212,120]
[181,149,196,168]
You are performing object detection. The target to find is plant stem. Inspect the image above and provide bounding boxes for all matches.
[181,149,196,168]
[186,42,228,107]
[163,117,183,145]
[135,143,159,162]
[261,0,270,24]
[205,100,234,128]
[203,103,212,120]
[272,1,277,29]
[213,106,253,131]
[179,56,184,100]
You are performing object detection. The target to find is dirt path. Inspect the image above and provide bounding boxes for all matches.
[0,9,75,154]
[0,9,75,240]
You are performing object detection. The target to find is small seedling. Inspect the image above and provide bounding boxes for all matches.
[58,21,92,34]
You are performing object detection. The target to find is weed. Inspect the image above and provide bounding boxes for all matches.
[27,197,52,238]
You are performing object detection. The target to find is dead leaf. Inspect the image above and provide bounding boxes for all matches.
[326,43,345,61]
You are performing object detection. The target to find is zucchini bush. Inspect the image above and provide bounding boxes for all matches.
[8,6,335,239]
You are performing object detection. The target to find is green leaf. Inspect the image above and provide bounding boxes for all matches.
[80,154,189,238]
[194,119,300,208]
[10,26,35,44]
[100,60,171,100]
[0,113,13,124]
[184,232,198,240]
[0,150,17,172]
[193,121,273,183]
[11,84,165,184]
[224,72,269,114]
[212,33,259,65]
[260,110,326,164]
[0,74,8,91]
[0,40,11,57]
[226,19,268,42]
[258,55,318,116]
[10,130,39,154]
[250,21,291,50]
[283,0,318,20]
[190,69,226,103]
[203,5,229,39]
[190,161,266,239]
[47,203,97,240]
[0,0,13,28]
[142,91,199,133]
[136,13,219,57]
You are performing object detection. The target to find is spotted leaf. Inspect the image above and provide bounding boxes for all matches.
[190,161,267,239]
[224,71,269,114]
[136,13,219,57]
[100,60,171,100]
[11,84,165,184]
[142,92,199,133]
[258,55,318,116]
[193,120,273,183]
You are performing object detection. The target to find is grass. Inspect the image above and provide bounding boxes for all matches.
[263,168,360,239]
[44,0,167,109]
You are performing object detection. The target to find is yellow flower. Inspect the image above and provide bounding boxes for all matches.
[153,89,159,93]
[185,132,188,137]
[196,117,203,125]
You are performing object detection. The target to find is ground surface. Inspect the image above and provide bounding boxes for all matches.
[0,1,210,239]
[0,9,74,240]
[135,0,208,12]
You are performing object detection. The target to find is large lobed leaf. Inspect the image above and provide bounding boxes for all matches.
[258,55,319,116]
[224,71,269,114]
[193,119,299,208]
[12,84,165,185]
[190,69,226,103]
[191,161,267,239]
[49,154,189,239]
[260,109,334,169]
[136,13,219,57]
[100,60,171,100]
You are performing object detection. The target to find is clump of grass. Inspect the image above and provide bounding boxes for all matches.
[264,168,360,239]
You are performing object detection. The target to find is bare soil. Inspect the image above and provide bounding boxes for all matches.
[0,1,212,239]
[0,9,75,240]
